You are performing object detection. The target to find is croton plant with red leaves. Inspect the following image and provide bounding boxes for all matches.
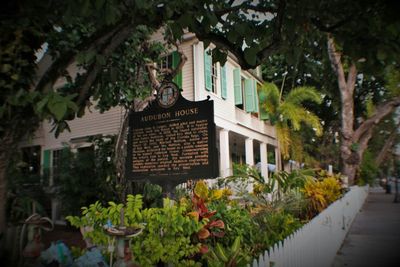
[188,180,225,254]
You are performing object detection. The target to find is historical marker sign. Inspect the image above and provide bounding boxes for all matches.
[126,82,218,188]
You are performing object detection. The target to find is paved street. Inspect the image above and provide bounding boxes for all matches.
[332,187,400,267]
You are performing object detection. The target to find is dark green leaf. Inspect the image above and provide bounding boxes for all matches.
[244,48,257,66]
[48,101,67,121]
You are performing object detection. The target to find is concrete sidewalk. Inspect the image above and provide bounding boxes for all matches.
[332,187,400,267]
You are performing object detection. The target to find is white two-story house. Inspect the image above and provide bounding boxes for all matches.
[20,31,281,221]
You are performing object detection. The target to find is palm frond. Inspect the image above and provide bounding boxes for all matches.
[276,124,291,159]
[294,108,323,136]
[259,82,281,124]
[385,67,400,97]
[285,86,322,106]
[260,82,280,110]
[279,102,303,131]
[289,131,304,162]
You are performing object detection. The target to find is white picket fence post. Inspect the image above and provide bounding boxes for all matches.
[251,185,369,267]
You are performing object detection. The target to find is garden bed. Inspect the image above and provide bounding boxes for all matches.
[64,168,354,266]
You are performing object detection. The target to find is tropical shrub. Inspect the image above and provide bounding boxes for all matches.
[209,200,257,253]
[246,208,301,256]
[58,137,117,216]
[67,194,204,266]
[131,199,203,266]
[358,149,379,185]
[301,176,342,218]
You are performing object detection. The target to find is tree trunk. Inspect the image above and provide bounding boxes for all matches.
[0,153,7,238]
[342,163,357,185]
[327,36,358,184]
[0,135,13,238]
[0,125,28,239]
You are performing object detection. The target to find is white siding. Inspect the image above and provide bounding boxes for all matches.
[181,42,194,100]
[29,105,125,150]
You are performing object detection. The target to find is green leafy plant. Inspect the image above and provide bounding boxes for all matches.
[131,198,203,266]
[204,237,250,267]
[67,194,204,266]
[251,209,302,253]
[209,200,257,257]
[358,150,379,185]
[58,136,118,216]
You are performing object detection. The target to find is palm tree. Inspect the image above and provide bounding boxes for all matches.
[258,83,323,161]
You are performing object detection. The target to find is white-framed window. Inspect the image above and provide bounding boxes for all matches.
[159,51,182,88]
[159,54,173,70]
[234,68,259,114]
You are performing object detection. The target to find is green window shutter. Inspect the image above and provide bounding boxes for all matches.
[258,87,269,120]
[42,149,51,173]
[253,79,259,113]
[244,78,256,112]
[172,51,182,88]
[233,68,242,104]
[204,50,212,91]
[221,65,227,99]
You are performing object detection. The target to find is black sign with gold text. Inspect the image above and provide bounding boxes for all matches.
[126,86,218,188]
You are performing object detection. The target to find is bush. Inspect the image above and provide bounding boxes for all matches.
[67,195,203,266]
[301,176,342,218]
[359,150,378,185]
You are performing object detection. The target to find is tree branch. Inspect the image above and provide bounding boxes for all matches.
[328,34,355,143]
[311,16,353,33]
[169,41,187,80]
[34,22,126,93]
[357,127,373,163]
[195,29,261,69]
[346,62,357,92]
[133,95,156,112]
[145,63,161,90]
[76,25,134,106]
[327,35,346,87]
[192,1,286,69]
[375,121,400,166]
[353,96,400,143]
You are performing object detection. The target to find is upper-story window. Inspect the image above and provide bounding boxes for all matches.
[204,49,214,93]
[204,49,228,99]
[159,51,182,88]
[159,54,173,70]
[234,68,259,114]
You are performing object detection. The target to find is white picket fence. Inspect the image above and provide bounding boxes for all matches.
[249,185,369,267]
